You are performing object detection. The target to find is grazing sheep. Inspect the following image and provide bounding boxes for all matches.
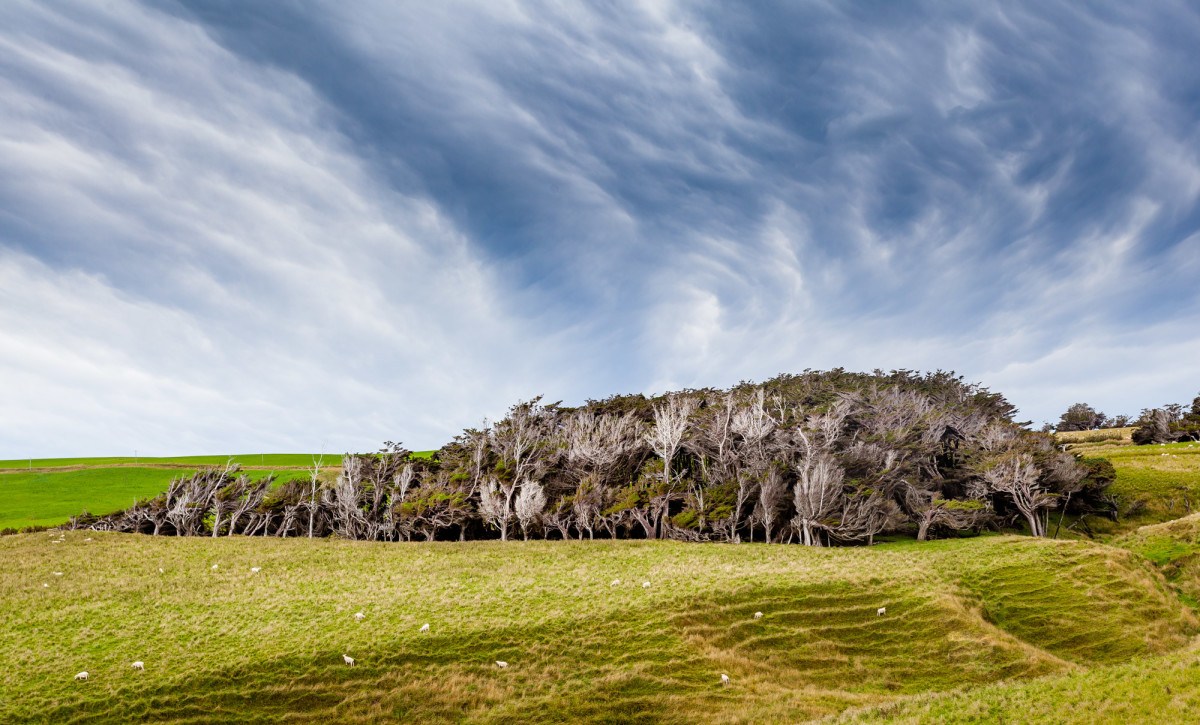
[495,661,508,668]
[132,661,144,671]
[610,579,620,586]
[720,673,730,685]
[211,564,219,571]
[158,568,164,574]
[642,581,651,588]
[250,567,261,573]
[754,611,763,619]
[52,540,62,544]
[877,607,886,616]
[342,654,355,666]
[54,572,63,576]
[419,623,430,634]
[84,538,92,541]
[74,672,88,681]
[354,612,365,621]
[43,583,49,587]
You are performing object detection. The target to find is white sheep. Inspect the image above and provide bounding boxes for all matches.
[251,567,261,573]
[419,623,430,634]
[610,579,620,586]
[720,673,730,685]
[354,612,365,621]
[43,583,49,588]
[342,654,355,666]
[54,572,63,576]
[85,538,92,541]
[132,661,144,671]
[158,568,164,574]
[642,581,651,588]
[753,611,763,619]
[877,607,886,616]
[74,671,88,681]
[211,564,219,571]
[495,661,508,668]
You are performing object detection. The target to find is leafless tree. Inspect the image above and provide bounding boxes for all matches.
[307,454,325,539]
[752,465,788,543]
[644,395,695,538]
[226,476,272,536]
[982,453,1054,537]
[791,447,844,547]
[514,480,547,540]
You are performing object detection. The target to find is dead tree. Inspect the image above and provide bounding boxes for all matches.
[644,395,695,538]
[306,454,325,539]
[514,480,547,540]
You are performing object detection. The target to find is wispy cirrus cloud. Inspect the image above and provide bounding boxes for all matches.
[1,0,1198,455]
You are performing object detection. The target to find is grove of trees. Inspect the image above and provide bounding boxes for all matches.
[1131,393,1200,445]
[71,369,1117,545]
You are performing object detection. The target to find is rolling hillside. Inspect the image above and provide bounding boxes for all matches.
[3,534,1195,723]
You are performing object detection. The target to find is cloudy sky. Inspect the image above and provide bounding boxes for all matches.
[2,1,1199,457]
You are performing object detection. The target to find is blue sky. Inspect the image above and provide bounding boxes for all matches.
[2,1,1199,456]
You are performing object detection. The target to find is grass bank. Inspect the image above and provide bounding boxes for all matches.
[2,534,1194,723]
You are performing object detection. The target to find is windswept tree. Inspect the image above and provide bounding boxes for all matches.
[485,398,555,541]
[514,480,547,540]
[70,369,1107,546]
[643,395,695,538]
[1056,403,1106,432]
[977,453,1054,537]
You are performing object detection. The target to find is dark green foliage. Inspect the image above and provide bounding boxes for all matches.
[1057,403,1107,432]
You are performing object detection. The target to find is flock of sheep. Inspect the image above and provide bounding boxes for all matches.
[59,558,890,688]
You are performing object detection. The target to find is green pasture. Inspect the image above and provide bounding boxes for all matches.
[0,454,329,470]
[0,468,303,532]
[2,534,1195,723]
[1063,439,1200,522]
[0,452,435,531]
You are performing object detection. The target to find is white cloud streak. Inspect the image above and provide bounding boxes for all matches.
[0,0,1198,456]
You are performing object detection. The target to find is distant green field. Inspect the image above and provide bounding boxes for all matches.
[0,454,327,470]
[0,468,301,531]
[0,452,436,531]
[1064,439,1200,521]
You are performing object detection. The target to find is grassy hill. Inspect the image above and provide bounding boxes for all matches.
[833,513,1200,724]
[1059,432,1200,527]
[2,534,1195,723]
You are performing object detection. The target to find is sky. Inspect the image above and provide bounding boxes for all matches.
[2,1,1199,457]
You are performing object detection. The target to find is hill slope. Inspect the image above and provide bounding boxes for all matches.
[3,534,1194,723]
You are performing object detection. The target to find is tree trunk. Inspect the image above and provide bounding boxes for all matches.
[1024,510,1044,537]
[1053,492,1071,539]
[917,516,931,542]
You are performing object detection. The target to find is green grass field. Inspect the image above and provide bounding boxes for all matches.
[2,534,1195,723]
[0,453,435,531]
[0,454,332,470]
[1062,438,1200,523]
[0,468,306,531]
